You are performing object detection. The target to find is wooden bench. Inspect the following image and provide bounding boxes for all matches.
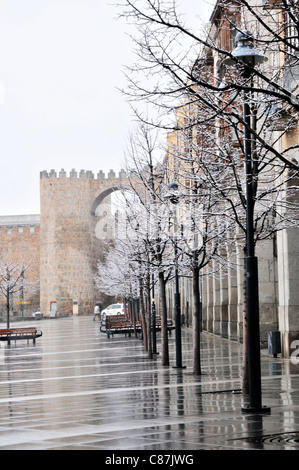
[155,317,174,331]
[101,315,137,337]
[100,315,174,337]
[0,327,43,345]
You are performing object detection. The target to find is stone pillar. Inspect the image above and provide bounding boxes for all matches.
[212,259,221,335]
[206,269,213,333]
[276,163,299,357]
[236,241,245,343]
[277,227,299,357]
[219,247,228,338]
[256,237,278,347]
[227,241,238,342]
[201,272,208,331]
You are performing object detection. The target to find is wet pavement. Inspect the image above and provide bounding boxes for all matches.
[0,316,298,451]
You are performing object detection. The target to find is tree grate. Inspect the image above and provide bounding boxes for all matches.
[236,431,299,448]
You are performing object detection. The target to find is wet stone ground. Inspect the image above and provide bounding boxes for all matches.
[0,316,298,451]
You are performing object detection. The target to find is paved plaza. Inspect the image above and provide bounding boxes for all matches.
[0,316,298,451]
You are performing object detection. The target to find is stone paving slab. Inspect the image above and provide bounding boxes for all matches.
[0,316,298,452]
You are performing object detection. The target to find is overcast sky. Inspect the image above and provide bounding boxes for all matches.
[0,0,213,216]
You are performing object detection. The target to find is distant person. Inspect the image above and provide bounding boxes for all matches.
[93,302,103,321]
[93,304,100,321]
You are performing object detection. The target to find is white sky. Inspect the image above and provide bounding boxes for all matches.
[0,0,213,216]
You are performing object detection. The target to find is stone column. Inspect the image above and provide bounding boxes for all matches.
[227,239,238,342]
[256,237,278,348]
[277,227,299,357]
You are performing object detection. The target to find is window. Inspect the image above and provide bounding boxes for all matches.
[285,11,299,56]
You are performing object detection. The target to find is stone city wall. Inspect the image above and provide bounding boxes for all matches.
[40,169,128,316]
[0,215,40,318]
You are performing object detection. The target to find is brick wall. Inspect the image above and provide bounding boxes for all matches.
[0,169,129,318]
[40,169,129,316]
[0,220,40,318]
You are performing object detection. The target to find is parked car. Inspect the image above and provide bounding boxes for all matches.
[101,303,125,320]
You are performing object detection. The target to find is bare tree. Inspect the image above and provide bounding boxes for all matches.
[115,0,299,393]
[117,0,299,168]
[123,123,173,365]
[0,252,38,328]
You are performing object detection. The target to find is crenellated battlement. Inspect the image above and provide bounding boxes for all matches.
[0,214,40,228]
[40,168,127,180]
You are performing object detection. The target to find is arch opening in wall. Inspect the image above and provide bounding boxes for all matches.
[91,186,131,215]
[92,186,136,243]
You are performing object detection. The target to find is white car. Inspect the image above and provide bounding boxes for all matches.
[101,303,125,319]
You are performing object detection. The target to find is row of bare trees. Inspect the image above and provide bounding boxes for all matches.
[95,1,299,378]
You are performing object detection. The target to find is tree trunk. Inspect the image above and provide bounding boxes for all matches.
[139,280,148,351]
[6,293,10,329]
[133,299,138,338]
[146,274,152,359]
[159,270,169,366]
[193,264,202,375]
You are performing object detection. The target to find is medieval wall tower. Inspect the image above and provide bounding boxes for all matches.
[40,168,128,316]
[0,215,40,318]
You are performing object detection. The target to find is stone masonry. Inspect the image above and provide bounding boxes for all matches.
[0,215,40,317]
[40,168,129,316]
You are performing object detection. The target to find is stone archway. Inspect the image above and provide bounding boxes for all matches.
[91,184,131,216]
[39,169,132,316]
[91,184,133,243]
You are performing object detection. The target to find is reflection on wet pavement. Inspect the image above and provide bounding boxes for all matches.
[0,317,298,450]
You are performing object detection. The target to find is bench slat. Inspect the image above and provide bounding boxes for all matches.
[100,315,175,337]
[0,327,42,343]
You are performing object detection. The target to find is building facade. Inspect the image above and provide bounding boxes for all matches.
[0,215,40,319]
[0,169,128,319]
[164,0,299,358]
[0,1,298,359]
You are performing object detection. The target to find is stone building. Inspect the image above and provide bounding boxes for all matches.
[0,169,128,319]
[0,1,298,360]
[164,0,299,358]
[206,0,299,359]
[40,168,130,316]
[0,215,40,319]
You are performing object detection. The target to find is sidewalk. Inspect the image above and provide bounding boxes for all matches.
[0,316,298,450]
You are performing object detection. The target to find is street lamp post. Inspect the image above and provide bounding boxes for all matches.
[168,182,185,369]
[224,31,270,413]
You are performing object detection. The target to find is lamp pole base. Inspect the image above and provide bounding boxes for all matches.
[241,405,271,414]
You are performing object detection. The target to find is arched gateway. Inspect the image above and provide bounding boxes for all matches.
[40,168,131,316]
